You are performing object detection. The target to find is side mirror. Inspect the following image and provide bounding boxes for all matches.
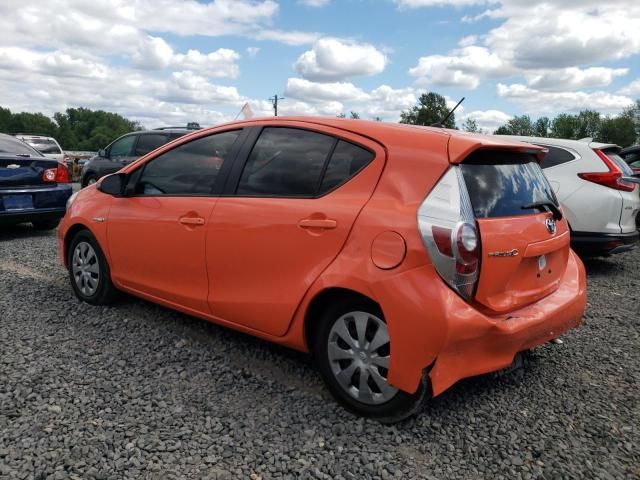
[98,173,125,196]
[98,149,107,158]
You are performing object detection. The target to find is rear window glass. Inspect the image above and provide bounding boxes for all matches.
[603,150,635,177]
[539,145,575,169]
[460,152,557,218]
[23,138,61,154]
[0,136,42,156]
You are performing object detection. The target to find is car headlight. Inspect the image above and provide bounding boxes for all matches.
[66,191,79,210]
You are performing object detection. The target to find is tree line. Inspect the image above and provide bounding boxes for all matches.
[0,106,140,151]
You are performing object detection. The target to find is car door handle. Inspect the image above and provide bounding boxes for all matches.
[179,216,205,226]
[298,218,337,229]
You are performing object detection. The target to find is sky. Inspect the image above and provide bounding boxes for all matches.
[0,0,639,131]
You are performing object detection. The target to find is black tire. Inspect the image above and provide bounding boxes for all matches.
[314,298,429,423]
[32,218,60,230]
[82,173,99,188]
[67,230,119,305]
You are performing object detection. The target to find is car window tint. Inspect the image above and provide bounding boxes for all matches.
[539,145,575,169]
[109,135,136,158]
[319,140,374,194]
[137,130,241,195]
[134,134,168,156]
[237,127,335,197]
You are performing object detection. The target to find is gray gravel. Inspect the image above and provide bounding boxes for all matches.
[1,225,639,479]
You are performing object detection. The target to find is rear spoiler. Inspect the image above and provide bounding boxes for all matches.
[447,134,548,164]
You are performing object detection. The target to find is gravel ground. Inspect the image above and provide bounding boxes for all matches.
[1,225,639,480]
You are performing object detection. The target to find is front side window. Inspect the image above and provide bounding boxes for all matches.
[237,128,335,197]
[136,130,240,195]
[134,133,169,156]
[109,135,136,158]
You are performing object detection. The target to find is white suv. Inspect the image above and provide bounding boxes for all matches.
[498,136,640,255]
[14,134,65,162]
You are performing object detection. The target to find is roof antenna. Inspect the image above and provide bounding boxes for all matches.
[430,97,465,128]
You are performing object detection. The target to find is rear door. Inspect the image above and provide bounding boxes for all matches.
[459,150,570,313]
[205,124,385,336]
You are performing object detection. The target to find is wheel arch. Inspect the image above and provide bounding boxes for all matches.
[303,287,380,356]
[63,223,92,267]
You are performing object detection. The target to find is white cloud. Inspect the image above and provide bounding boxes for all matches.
[395,0,485,7]
[294,38,387,82]
[246,47,260,57]
[409,46,511,89]
[254,30,320,46]
[618,78,640,97]
[285,78,369,102]
[172,49,240,79]
[497,83,634,114]
[462,110,511,132]
[526,67,628,92]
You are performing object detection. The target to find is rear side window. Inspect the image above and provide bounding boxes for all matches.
[137,130,240,195]
[539,145,575,169]
[460,151,557,218]
[237,128,335,197]
[319,140,374,194]
[134,134,169,156]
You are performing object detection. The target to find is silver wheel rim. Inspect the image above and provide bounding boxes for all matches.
[327,311,397,405]
[88,178,97,185]
[72,241,100,296]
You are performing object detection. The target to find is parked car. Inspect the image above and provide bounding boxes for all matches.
[619,144,640,175]
[59,118,586,422]
[80,127,199,187]
[497,136,640,255]
[14,134,66,162]
[0,133,72,230]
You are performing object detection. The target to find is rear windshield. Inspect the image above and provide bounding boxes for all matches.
[0,136,43,156]
[24,138,62,154]
[460,151,557,218]
[603,149,635,176]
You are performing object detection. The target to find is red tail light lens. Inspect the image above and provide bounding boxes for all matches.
[42,164,71,184]
[578,149,636,192]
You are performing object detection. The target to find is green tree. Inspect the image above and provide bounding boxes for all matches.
[349,111,360,119]
[622,100,640,143]
[462,118,479,133]
[493,115,534,136]
[575,110,601,139]
[534,117,550,137]
[550,113,580,139]
[597,115,637,147]
[400,92,456,128]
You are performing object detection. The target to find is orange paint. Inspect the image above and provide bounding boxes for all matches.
[59,117,586,398]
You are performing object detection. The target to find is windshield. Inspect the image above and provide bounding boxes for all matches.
[461,152,557,218]
[0,136,43,156]
[24,138,62,155]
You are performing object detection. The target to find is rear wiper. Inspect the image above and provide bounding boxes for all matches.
[522,200,563,220]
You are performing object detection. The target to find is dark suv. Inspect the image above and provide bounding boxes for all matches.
[81,127,199,187]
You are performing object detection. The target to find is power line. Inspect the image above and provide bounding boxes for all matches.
[269,94,285,116]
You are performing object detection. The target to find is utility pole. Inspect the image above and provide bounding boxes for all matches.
[269,94,284,116]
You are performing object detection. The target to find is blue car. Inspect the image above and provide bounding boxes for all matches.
[0,133,72,230]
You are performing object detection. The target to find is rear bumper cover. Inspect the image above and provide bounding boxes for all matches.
[571,230,639,255]
[0,185,71,225]
[374,250,586,396]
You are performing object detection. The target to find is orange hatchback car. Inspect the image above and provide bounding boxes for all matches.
[59,117,586,422]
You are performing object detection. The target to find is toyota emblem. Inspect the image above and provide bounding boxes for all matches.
[545,217,556,234]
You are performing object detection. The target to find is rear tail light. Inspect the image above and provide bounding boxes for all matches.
[417,167,480,301]
[577,149,636,192]
[42,163,71,184]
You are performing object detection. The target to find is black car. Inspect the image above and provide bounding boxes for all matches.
[0,133,72,230]
[81,127,199,187]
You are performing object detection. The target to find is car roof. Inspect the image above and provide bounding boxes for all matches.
[497,135,619,151]
[620,144,640,156]
[199,116,544,162]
